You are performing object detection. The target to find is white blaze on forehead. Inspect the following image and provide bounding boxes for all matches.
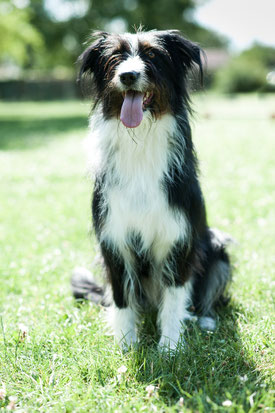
[124,31,160,52]
[123,33,139,54]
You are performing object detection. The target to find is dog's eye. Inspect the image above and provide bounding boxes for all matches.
[147,50,155,59]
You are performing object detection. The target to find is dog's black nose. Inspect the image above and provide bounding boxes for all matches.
[119,71,140,87]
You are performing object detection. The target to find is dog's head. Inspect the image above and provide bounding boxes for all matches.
[78,30,203,128]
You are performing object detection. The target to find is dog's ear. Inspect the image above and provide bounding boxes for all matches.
[161,30,204,83]
[78,31,109,79]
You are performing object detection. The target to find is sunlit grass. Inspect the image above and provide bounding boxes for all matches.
[0,95,274,412]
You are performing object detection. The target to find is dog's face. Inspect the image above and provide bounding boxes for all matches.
[79,30,203,128]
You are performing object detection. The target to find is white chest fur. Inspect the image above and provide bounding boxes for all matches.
[88,111,189,264]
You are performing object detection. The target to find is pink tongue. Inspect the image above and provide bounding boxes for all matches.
[120,91,144,128]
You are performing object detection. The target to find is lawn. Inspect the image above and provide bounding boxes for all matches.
[0,95,274,412]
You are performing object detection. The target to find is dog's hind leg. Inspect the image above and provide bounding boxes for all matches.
[192,228,233,330]
[197,259,231,331]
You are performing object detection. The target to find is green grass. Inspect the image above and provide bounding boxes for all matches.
[0,95,274,412]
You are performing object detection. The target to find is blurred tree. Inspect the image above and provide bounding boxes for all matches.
[214,43,275,93]
[241,43,275,69]
[0,0,43,66]
[84,0,228,47]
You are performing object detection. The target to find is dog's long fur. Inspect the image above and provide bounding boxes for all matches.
[73,30,231,349]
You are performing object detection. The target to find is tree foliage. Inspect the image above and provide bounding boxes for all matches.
[0,0,43,66]
[214,43,275,93]
[241,43,275,69]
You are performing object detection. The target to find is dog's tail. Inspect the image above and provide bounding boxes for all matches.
[71,267,109,306]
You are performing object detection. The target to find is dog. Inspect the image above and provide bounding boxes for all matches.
[72,29,232,350]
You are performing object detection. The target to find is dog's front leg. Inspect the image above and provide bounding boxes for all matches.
[111,306,137,348]
[100,242,137,347]
[158,284,191,351]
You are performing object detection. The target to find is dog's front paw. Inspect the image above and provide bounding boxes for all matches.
[158,335,184,352]
[119,331,138,351]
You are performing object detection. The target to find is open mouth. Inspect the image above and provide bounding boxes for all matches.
[120,90,153,128]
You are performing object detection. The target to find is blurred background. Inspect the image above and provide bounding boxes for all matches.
[0,0,275,100]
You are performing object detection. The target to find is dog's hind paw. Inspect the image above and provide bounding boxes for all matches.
[198,316,216,331]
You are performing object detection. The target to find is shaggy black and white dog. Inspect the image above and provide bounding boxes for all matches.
[72,30,231,350]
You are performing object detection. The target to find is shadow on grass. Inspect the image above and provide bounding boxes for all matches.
[0,116,87,150]
[129,304,270,411]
